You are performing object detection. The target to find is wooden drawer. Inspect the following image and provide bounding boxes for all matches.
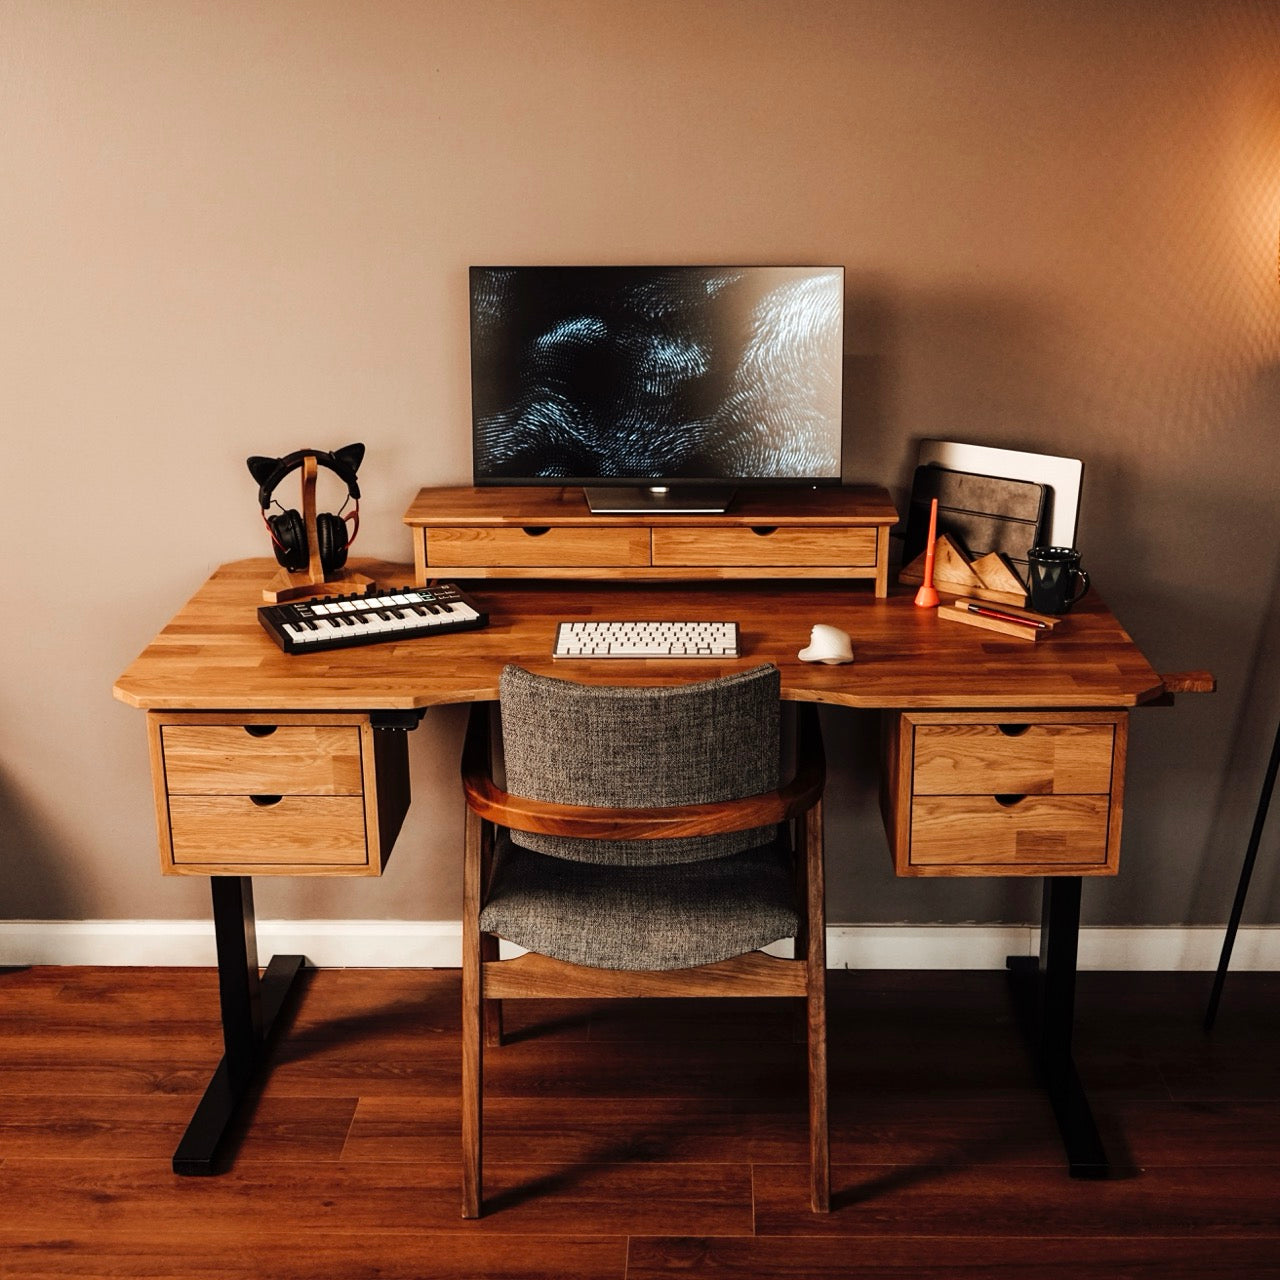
[146,713,409,876]
[168,795,369,867]
[880,710,1127,877]
[426,525,650,568]
[160,725,363,795]
[651,525,878,568]
[912,722,1116,795]
[909,795,1112,868]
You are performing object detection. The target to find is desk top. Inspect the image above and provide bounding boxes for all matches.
[113,558,1167,712]
[402,483,900,527]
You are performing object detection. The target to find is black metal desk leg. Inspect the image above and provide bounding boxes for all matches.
[213,875,263,1091]
[172,876,305,1176]
[1007,876,1108,1178]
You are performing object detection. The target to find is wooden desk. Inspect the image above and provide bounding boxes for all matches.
[114,557,1173,1177]
[115,557,1163,712]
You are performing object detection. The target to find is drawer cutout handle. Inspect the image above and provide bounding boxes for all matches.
[997,724,1030,737]
[249,794,284,807]
[245,725,278,738]
[521,526,551,537]
[994,793,1027,808]
[750,526,779,537]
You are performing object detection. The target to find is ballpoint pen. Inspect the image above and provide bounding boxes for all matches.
[964,602,1047,630]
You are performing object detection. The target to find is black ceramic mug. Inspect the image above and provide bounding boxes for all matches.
[1026,546,1090,615]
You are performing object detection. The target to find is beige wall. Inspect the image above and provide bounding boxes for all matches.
[2,0,1278,930]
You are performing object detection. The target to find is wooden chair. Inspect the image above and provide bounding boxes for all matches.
[459,663,829,1218]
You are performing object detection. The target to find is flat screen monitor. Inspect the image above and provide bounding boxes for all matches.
[469,265,844,512]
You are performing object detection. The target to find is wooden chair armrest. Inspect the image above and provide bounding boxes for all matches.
[460,699,825,840]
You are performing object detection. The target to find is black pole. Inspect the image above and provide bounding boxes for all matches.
[1205,716,1280,1030]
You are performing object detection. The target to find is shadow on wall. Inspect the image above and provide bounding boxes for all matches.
[841,279,898,489]
[1190,367,1280,926]
[1076,361,1280,927]
[860,287,1088,543]
[1102,359,1280,927]
[0,767,78,919]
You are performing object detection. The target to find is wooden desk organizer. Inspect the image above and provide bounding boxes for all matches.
[403,485,899,595]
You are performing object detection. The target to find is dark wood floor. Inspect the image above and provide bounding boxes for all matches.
[2,964,1279,1278]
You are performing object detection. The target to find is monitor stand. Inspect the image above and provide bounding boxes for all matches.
[582,485,737,515]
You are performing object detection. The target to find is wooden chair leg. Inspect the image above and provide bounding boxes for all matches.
[807,981,830,1212]
[461,959,482,1218]
[803,800,830,1213]
[462,807,484,1219]
[481,932,504,1048]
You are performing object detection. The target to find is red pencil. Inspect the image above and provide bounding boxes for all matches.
[964,602,1047,630]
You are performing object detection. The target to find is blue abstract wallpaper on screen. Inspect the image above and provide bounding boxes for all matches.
[470,266,843,484]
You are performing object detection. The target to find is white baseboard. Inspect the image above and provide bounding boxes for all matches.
[1,920,1277,971]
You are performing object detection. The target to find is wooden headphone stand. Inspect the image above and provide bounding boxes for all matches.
[263,452,373,603]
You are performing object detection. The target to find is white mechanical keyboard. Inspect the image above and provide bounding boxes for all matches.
[552,620,740,659]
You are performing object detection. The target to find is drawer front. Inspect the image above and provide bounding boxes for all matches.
[912,722,1116,796]
[161,725,363,795]
[167,795,370,867]
[651,525,877,568]
[909,795,1112,868]
[427,525,650,567]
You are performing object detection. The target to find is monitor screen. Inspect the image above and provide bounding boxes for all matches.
[470,266,844,489]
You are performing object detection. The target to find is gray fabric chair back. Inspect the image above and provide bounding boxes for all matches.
[498,663,781,866]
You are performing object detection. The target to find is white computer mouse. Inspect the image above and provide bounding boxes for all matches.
[798,623,854,665]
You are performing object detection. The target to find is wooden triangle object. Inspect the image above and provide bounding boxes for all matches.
[901,537,1028,607]
[969,551,1028,607]
[900,535,979,588]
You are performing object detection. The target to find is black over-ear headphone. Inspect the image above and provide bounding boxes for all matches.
[246,443,364,573]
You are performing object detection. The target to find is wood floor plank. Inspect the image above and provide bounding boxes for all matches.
[0,1157,753,1240]
[4,966,1279,1280]
[0,1232,626,1280]
[0,1096,196,1161]
[752,1162,1280,1237]
[260,969,593,1045]
[1101,1098,1280,1167]
[0,1055,214,1098]
[626,1235,1280,1278]
[0,1094,358,1163]
[0,966,220,1021]
[259,1033,815,1100]
[347,1095,811,1165]
[1157,1054,1280,1102]
[343,1094,1069,1168]
[263,1024,1091,1104]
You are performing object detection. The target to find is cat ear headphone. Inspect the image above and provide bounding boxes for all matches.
[246,443,363,573]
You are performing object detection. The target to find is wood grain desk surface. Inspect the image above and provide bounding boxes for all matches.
[113,558,1166,712]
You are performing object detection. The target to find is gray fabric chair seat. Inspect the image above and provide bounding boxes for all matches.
[479,832,800,971]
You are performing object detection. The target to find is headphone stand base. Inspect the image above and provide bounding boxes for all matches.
[263,567,374,604]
